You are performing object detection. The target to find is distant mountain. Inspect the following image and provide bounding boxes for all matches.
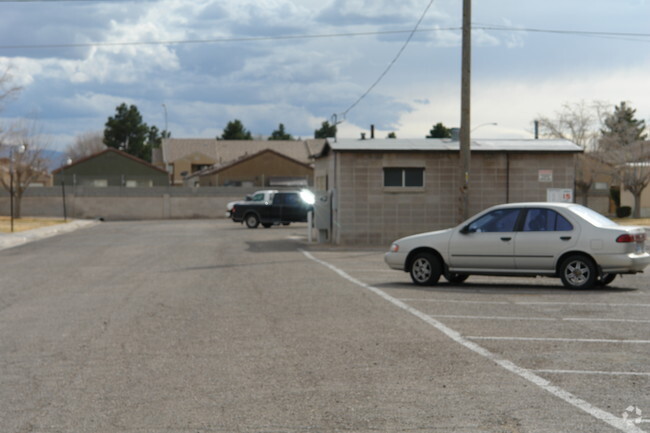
[41,150,67,172]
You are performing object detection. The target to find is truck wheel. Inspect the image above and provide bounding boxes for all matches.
[245,213,260,229]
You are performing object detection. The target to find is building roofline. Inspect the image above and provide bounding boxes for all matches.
[52,148,169,175]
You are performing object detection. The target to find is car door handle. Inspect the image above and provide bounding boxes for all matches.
[560,236,572,241]
[500,237,512,242]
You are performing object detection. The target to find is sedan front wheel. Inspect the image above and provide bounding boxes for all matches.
[409,252,442,286]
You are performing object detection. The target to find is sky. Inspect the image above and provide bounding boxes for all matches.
[1,0,650,152]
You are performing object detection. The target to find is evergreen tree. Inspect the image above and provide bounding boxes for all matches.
[104,103,153,161]
[219,119,253,140]
[427,122,452,138]
[314,121,337,139]
[600,101,647,147]
[269,123,293,140]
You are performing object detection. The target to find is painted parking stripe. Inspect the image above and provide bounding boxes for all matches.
[300,249,647,433]
[431,314,556,321]
[430,314,650,324]
[401,298,650,308]
[467,336,650,344]
[534,369,650,377]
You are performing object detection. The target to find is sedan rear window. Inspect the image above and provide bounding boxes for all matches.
[568,205,618,227]
[523,209,573,231]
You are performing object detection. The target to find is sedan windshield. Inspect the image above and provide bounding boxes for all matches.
[568,205,618,227]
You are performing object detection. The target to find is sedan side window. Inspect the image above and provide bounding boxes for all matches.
[468,209,520,233]
[523,209,573,232]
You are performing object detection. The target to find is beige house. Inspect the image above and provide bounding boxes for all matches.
[313,138,582,245]
[187,148,313,187]
[0,157,53,188]
[154,138,324,185]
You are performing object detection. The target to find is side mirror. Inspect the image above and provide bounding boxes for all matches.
[460,225,474,234]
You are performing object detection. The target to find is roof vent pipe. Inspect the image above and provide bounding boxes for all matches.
[534,120,539,139]
[370,125,375,139]
[450,128,460,141]
[361,132,366,140]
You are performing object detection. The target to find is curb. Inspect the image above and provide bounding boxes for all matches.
[0,219,100,251]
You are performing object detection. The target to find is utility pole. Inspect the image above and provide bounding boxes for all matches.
[459,0,471,221]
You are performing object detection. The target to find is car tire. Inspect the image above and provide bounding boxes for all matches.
[245,213,260,229]
[560,255,597,289]
[445,272,469,284]
[410,252,442,286]
[598,273,617,286]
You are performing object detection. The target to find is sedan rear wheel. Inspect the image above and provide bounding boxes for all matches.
[560,255,596,289]
[410,252,442,286]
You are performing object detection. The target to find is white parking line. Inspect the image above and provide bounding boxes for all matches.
[401,298,650,308]
[300,249,647,433]
[534,369,650,377]
[467,336,650,344]
[431,314,556,321]
[430,314,650,324]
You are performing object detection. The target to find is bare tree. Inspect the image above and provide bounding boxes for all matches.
[597,102,650,218]
[66,131,106,161]
[0,66,21,110]
[598,140,650,218]
[537,100,610,206]
[0,120,50,218]
[536,100,609,149]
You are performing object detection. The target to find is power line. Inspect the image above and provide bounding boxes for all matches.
[0,27,462,50]
[473,24,650,41]
[339,0,437,120]
[2,25,650,51]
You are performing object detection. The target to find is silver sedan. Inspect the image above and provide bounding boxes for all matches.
[384,203,650,289]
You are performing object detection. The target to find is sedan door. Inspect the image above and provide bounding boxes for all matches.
[514,208,579,271]
[448,208,521,271]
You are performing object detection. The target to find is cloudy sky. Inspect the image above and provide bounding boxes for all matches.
[1,0,650,152]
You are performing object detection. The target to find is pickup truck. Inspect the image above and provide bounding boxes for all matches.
[231,190,313,228]
[226,190,277,218]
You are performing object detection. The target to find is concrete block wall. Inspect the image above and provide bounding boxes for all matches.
[0,186,264,221]
[334,152,577,246]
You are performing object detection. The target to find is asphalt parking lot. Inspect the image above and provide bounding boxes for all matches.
[304,242,650,432]
[1,219,648,432]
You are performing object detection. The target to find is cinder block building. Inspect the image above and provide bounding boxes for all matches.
[313,138,582,245]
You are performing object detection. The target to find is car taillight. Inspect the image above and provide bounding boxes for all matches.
[617,233,646,243]
[617,234,634,243]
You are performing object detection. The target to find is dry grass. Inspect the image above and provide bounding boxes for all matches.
[0,216,67,233]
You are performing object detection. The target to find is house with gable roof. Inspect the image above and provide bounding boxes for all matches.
[52,148,169,187]
[186,148,314,187]
[154,138,324,186]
